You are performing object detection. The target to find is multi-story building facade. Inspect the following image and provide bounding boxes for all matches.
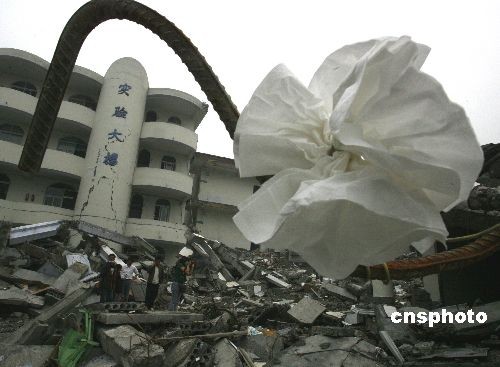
[0,48,214,255]
[190,153,259,250]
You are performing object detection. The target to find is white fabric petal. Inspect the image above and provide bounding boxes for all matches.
[234,64,329,177]
[309,36,429,117]
[233,167,321,244]
[334,67,483,211]
[260,168,447,279]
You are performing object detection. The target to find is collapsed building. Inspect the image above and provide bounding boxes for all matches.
[1,208,500,366]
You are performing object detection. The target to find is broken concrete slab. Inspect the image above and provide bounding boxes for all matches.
[418,347,489,360]
[51,261,87,293]
[163,338,199,367]
[0,343,54,367]
[240,260,255,270]
[12,268,57,286]
[45,261,88,304]
[379,330,405,365]
[90,302,146,312]
[239,334,284,362]
[241,298,264,307]
[288,297,326,324]
[81,353,118,367]
[346,282,366,297]
[37,260,63,278]
[344,312,364,325]
[265,274,291,288]
[6,284,93,345]
[96,311,204,325]
[197,240,235,281]
[374,304,416,345]
[452,300,500,338]
[239,267,255,282]
[0,287,45,308]
[311,326,361,337]
[322,283,357,301]
[97,325,164,367]
[371,280,395,304]
[276,335,385,367]
[213,338,243,367]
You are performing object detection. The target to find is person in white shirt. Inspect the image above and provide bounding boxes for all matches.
[120,258,139,301]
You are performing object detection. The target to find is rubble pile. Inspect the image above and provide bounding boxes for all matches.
[0,221,499,366]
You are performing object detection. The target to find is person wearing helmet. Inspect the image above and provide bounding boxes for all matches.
[168,248,194,311]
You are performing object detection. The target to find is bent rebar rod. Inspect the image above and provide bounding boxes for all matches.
[16,0,500,279]
[18,0,239,173]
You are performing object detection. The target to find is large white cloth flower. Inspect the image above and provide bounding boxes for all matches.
[233,36,483,279]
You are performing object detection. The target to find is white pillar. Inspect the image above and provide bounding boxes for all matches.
[75,58,148,234]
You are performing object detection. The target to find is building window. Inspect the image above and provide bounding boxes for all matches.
[145,110,157,122]
[57,137,87,158]
[0,124,24,144]
[11,81,37,97]
[0,174,9,200]
[137,149,150,167]
[68,94,97,111]
[154,199,170,222]
[161,156,176,171]
[168,116,181,125]
[128,194,143,218]
[43,183,77,210]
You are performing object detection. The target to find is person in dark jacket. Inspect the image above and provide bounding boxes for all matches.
[100,254,116,302]
[168,254,194,311]
[145,256,164,310]
[113,264,123,301]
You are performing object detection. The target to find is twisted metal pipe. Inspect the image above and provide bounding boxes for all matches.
[16,0,500,279]
[350,229,500,280]
[18,0,238,173]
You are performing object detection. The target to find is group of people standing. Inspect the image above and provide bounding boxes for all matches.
[99,254,140,302]
[99,252,194,311]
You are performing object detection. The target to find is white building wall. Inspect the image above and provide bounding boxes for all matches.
[1,171,78,206]
[147,149,190,175]
[197,208,251,250]
[141,194,184,225]
[198,168,257,206]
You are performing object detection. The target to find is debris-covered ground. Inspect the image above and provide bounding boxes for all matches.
[0,221,499,366]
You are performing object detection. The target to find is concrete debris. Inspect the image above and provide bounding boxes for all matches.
[452,300,500,338]
[213,338,243,367]
[374,304,417,345]
[96,310,203,325]
[323,283,357,301]
[0,221,499,366]
[276,335,385,366]
[0,343,54,367]
[288,297,326,324]
[81,352,118,367]
[371,279,395,304]
[0,286,45,308]
[12,268,57,286]
[418,347,489,360]
[379,330,405,365]
[97,325,164,367]
[265,273,291,288]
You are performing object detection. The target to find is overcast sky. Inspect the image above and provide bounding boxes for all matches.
[1,0,499,158]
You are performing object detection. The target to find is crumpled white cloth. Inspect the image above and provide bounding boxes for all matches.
[233,36,484,279]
